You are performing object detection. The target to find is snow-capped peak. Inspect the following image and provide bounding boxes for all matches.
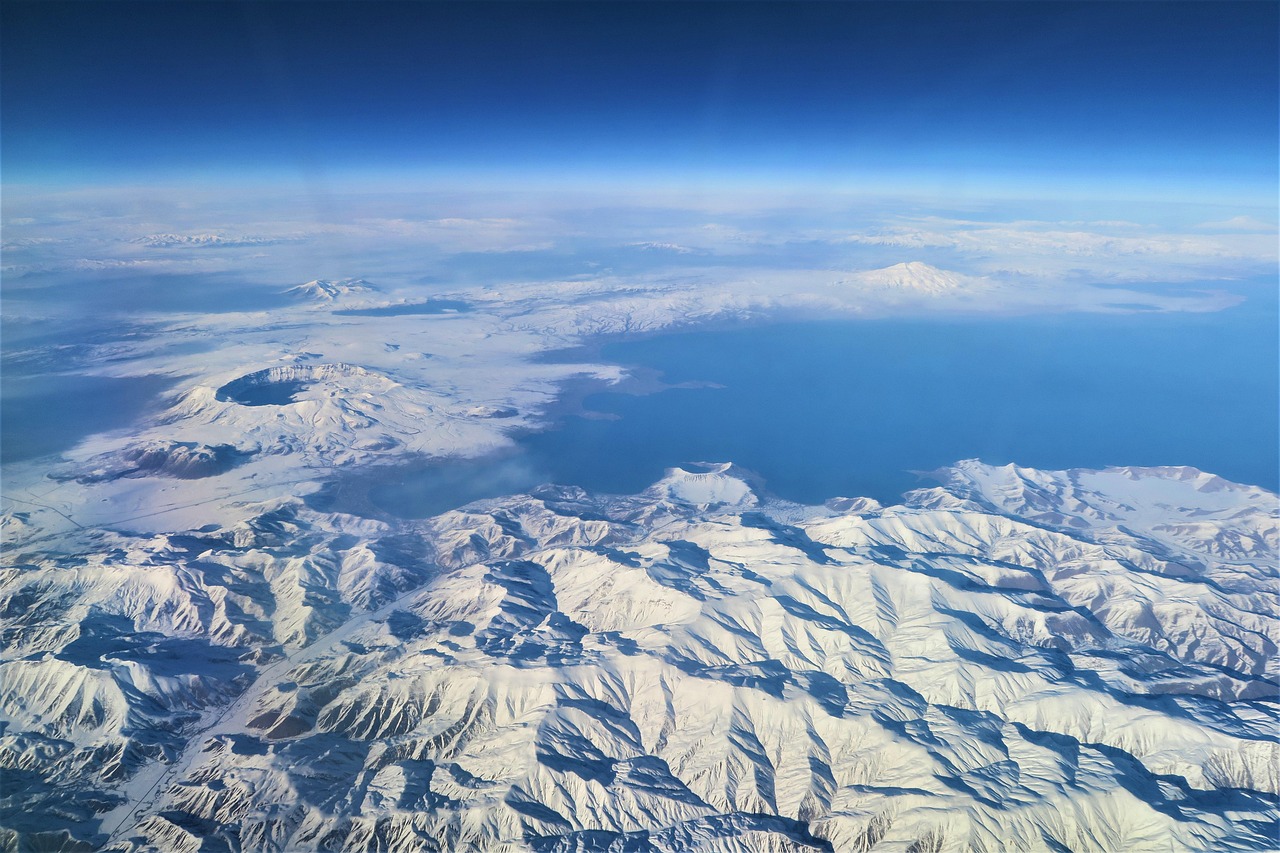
[847,261,984,296]
[645,461,762,507]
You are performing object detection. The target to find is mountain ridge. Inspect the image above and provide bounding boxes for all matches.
[1,461,1275,851]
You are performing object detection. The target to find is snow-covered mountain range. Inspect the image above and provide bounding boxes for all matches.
[2,461,1275,852]
[131,234,293,249]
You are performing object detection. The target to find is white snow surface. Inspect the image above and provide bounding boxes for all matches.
[2,462,1277,852]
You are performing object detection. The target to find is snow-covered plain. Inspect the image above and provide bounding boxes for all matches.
[1,193,1277,850]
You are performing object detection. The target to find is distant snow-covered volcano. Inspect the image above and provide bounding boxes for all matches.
[844,261,990,296]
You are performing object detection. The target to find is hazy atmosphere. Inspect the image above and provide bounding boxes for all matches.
[2,3,1277,852]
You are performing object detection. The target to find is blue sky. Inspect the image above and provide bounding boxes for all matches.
[2,2,1276,201]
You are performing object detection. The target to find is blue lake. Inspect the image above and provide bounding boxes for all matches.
[0,374,179,465]
[374,287,1279,516]
[216,379,309,407]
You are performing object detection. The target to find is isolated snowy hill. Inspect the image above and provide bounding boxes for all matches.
[284,279,379,302]
[1,462,1276,852]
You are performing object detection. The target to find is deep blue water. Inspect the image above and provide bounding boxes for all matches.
[375,289,1278,516]
[538,308,1277,505]
[539,318,1277,503]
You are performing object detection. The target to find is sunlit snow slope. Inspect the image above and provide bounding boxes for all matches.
[1,461,1276,852]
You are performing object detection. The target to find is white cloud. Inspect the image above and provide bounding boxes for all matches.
[1193,215,1276,232]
